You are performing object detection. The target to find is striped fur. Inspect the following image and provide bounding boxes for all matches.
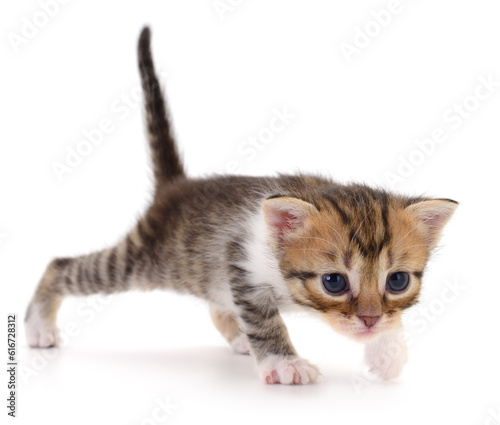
[25,27,457,385]
[138,27,184,191]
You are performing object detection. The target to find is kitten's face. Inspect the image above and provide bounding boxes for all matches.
[263,187,457,341]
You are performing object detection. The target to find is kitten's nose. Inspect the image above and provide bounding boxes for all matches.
[357,315,380,328]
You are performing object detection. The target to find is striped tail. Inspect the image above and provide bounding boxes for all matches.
[138,26,185,191]
[25,27,183,348]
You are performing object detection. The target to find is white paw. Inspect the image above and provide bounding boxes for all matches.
[26,321,60,348]
[365,329,408,380]
[231,334,250,355]
[25,305,60,348]
[258,356,321,385]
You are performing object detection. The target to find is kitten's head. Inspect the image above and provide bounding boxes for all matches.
[263,184,457,341]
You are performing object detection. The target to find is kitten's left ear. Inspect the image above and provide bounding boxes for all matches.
[405,199,458,248]
[262,196,319,246]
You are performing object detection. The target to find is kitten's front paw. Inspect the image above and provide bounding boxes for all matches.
[258,355,320,385]
[365,332,408,380]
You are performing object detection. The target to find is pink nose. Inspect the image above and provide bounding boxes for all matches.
[358,315,380,328]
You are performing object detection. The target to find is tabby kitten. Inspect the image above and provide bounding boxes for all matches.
[25,27,457,385]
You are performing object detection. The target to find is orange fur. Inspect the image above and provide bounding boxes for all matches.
[265,192,457,341]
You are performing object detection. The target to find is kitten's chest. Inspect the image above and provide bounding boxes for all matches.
[241,215,293,308]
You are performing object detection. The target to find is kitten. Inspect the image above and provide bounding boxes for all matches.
[25,27,457,385]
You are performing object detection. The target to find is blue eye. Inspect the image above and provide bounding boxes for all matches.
[386,272,410,293]
[322,274,349,294]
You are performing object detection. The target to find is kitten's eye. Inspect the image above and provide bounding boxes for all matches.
[386,272,410,293]
[322,274,349,295]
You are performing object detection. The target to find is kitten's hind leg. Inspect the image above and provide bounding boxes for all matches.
[25,259,67,347]
[25,229,147,348]
[209,305,250,355]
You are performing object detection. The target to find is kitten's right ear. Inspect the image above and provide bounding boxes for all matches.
[262,197,318,246]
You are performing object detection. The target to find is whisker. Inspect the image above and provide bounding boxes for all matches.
[295,236,341,251]
[392,223,421,249]
[314,215,348,248]
[291,247,343,261]
[387,261,422,271]
[393,210,442,249]
[396,244,428,250]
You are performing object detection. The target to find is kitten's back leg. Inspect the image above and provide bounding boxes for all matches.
[25,251,120,348]
[25,259,66,347]
[25,225,159,347]
[209,305,250,355]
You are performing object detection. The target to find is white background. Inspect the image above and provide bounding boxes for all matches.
[1,1,500,424]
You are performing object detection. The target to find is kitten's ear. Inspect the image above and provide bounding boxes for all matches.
[405,199,458,247]
[262,197,318,245]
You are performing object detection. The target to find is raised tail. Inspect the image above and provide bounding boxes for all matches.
[25,27,185,348]
[138,26,185,190]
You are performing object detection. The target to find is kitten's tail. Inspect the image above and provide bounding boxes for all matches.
[138,26,185,190]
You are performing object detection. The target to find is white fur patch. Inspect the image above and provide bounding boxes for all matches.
[243,213,293,307]
[258,355,321,385]
[231,334,251,355]
[364,325,408,380]
[25,302,60,348]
